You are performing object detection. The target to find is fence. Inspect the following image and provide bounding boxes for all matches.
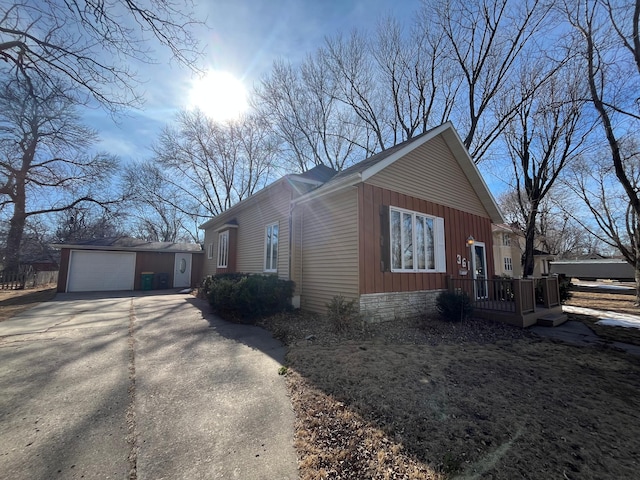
[0,268,59,290]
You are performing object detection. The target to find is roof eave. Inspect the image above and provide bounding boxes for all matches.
[292,172,362,205]
[439,126,505,224]
[199,177,290,230]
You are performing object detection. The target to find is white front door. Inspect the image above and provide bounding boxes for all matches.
[174,253,192,288]
[472,242,488,299]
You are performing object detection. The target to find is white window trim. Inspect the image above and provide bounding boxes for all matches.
[217,231,229,268]
[390,206,446,273]
[504,257,513,271]
[264,222,279,273]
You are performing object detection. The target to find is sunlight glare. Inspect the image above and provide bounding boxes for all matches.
[187,70,248,122]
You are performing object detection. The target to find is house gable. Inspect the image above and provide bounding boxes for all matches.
[294,122,504,224]
[364,129,495,219]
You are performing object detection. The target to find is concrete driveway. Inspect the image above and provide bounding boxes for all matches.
[0,291,298,479]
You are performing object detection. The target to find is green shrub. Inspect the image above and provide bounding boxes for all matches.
[206,273,295,322]
[326,295,360,332]
[558,276,573,303]
[435,291,473,321]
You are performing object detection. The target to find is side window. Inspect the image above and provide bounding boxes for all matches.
[504,257,513,271]
[264,223,279,272]
[217,231,229,268]
[207,243,214,259]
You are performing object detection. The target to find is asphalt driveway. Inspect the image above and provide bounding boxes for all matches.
[0,291,297,479]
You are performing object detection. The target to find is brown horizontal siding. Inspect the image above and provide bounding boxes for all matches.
[359,183,494,295]
[366,134,490,218]
[300,187,359,313]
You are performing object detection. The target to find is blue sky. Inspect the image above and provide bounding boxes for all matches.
[90,0,423,160]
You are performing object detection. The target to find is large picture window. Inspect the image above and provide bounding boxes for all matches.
[390,207,445,272]
[217,231,229,268]
[264,223,279,272]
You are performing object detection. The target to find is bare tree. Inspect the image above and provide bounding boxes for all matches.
[564,0,640,300]
[122,161,198,243]
[566,149,640,300]
[53,206,125,243]
[0,76,119,271]
[256,56,368,172]
[152,110,280,219]
[502,61,589,276]
[499,188,602,259]
[0,0,202,112]
[430,0,552,161]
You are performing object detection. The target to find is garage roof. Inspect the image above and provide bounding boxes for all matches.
[52,236,203,253]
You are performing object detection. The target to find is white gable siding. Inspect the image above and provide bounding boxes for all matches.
[366,135,491,218]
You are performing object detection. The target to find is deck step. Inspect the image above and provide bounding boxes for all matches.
[536,312,568,327]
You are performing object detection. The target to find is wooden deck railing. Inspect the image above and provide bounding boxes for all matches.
[446,276,542,316]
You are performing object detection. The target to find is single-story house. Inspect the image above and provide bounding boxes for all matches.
[200,122,504,321]
[53,237,203,293]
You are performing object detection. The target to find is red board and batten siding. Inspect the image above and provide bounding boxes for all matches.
[358,183,494,295]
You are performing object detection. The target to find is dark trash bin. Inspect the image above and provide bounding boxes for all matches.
[156,272,169,289]
[141,272,154,291]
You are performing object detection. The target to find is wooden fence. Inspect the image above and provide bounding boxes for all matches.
[0,268,58,290]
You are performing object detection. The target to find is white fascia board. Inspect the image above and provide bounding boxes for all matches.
[51,244,203,253]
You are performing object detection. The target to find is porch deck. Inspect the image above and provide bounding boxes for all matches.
[447,276,566,328]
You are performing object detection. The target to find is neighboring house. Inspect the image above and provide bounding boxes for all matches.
[54,237,203,293]
[492,223,521,278]
[492,224,556,278]
[200,122,504,321]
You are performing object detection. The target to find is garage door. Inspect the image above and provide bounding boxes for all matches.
[67,251,136,292]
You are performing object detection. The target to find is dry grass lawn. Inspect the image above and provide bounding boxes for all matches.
[0,286,57,322]
[263,291,640,479]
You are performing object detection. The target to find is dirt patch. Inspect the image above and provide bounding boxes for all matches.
[566,290,640,346]
[0,286,57,322]
[262,309,640,479]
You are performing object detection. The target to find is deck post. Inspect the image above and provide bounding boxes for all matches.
[540,277,551,308]
[513,279,523,316]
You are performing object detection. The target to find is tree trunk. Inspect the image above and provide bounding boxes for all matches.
[522,210,537,278]
[4,190,26,272]
[635,256,640,307]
